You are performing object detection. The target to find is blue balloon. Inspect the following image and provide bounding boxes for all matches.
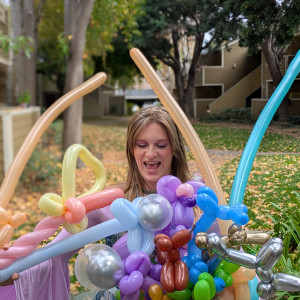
[229,50,300,206]
[189,268,201,284]
[214,277,225,292]
[194,261,208,273]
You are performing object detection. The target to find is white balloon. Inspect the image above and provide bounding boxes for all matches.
[75,244,124,291]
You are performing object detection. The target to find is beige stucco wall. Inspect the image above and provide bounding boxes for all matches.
[0,107,40,182]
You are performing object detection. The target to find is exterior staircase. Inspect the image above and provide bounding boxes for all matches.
[209,66,261,113]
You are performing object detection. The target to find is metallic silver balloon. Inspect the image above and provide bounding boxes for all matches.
[75,244,125,291]
[207,233,227,257]
[272,273,300,292]
[256,238,283,270]
[256,267,274,282]
[137,194,172,231]
[225,248,257,269]
[257,282,276,299]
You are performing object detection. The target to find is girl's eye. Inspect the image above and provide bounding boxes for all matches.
[137,144,147,148]
[157,144,167,149]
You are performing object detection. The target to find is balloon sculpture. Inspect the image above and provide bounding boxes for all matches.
[0,48,299,300]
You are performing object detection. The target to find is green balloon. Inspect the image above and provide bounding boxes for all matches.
[198,272,216,299]
[194,280,210,300]
[222,261,240,274]
[225,274,233,287]
[214,269,227,281]
[115,290,120,300]
[167,289,192,300]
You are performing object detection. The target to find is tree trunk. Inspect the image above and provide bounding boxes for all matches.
[261,37,288,121]
[62,0,95,152]
[10,0,44,105]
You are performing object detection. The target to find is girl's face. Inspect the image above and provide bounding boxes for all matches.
[134,122,173,192]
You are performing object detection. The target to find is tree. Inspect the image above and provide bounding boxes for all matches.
[93,32,140,91]
[237,0,300,121]
[37,0,66,98]
[62,0,143,151]
[133,0,242,116]
[9,0,46,105]
[62,0,95,152]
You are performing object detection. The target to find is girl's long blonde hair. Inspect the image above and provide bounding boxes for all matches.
[124,106,191,200]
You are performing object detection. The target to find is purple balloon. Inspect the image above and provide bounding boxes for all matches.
[113,234,130,260]
[119,270,144,295]
[156,175,181,203]
[148,263,162,281]
[125,251,151,275]
[173,201,194,229]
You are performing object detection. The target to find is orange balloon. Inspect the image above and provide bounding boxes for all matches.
[232,267,256,284]
[148,284,163,300]
[214,285,235,300]
[234,282,251,300]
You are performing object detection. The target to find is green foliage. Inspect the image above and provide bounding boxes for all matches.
[268,192,300,276]
[17,91,31,104]
[93,32,140,88]
[0,30,34,58]
[192,124,300,152]
[20,121,63,192]
[84,0,144,76]
[132,0,242,114]
[237,1,300,55]
[286,115,300,126]
[205,107,253,124]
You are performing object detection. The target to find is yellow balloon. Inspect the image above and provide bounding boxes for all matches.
[39,193,64,216]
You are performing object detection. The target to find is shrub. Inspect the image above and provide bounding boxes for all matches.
[204,107,253,123]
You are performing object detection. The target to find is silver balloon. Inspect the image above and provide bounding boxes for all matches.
[75,244,125,291]
[272,273,300,292]
[225,249,257,269]
[256,238,283,270]
[256,267,274,282]
[207,233,228,257]
[257,282,276,299]
[137,194,172,231]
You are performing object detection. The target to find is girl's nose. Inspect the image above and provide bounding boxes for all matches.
[146,147,156,158]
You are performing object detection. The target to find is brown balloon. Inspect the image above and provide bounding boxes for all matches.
[156,248,168,264]
[161,262,176,293]
[157,238,173,252]
[166,248,180,263]
[154,233,169,245]
[170,229,192,249]
[174,260,189,291]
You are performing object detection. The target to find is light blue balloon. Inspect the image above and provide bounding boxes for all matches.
[229,50,300,206]
[0,218,126,282]
[248,276,259,300]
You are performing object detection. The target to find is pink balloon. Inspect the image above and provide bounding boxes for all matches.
[176,183,194,197]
